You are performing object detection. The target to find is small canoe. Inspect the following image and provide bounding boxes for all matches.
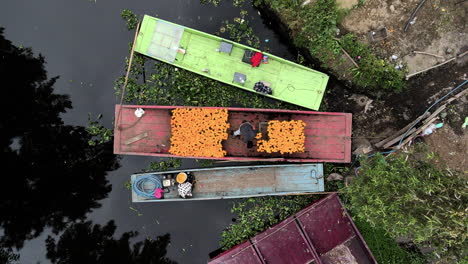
[114,105,352,163]
[134,15,329,110]
[131,164,324,202]
[209,193,377,264]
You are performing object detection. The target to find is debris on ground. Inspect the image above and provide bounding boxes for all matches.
[374,85,467,150]
[327,173,344,181]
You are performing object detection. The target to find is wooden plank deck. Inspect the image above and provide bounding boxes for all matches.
[114,105,352,163]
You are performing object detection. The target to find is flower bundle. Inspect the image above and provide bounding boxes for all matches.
[169,108,230,158]
[257,120,306,154]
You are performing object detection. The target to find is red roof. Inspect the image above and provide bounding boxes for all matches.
[209,194,376,264]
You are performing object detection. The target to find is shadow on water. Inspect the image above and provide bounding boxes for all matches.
[0,27,120,256]
[0,0,303,263]
[45,220,175,264]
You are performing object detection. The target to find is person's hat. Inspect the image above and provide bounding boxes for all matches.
[176,172,187,184]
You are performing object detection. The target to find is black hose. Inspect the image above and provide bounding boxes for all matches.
[404,0,429,32]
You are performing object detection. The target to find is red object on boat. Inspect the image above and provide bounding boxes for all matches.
[209,194,377,264]
[114,105,352,163]
[250,52,263,67]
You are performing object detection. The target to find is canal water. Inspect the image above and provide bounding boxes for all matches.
[1,0,297,263]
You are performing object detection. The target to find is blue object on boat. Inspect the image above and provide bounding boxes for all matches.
[132,174,163,199]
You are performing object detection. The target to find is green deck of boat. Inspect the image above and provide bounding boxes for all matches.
[134,15,329,110]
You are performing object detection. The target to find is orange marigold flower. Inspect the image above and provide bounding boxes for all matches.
[169,108,229,158]
[257,120,305,154]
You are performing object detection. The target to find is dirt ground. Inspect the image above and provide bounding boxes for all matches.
[324,0,468,173]
[341,0,467,75]
[425,125,468,173]
[324,61,467,173]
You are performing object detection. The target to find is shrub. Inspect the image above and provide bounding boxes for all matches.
[346,150,467,259]
[353,218,426,264]
[340,34,406,94]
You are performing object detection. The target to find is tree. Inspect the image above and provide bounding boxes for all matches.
[46,221,176,264]
[0,244,19,264]
[346,149,467,259]
[0,27,120,248]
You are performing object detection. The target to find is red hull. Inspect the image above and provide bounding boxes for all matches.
[114,105,352,163]
[209,194,377,264]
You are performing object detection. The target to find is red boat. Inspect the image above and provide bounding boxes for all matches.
[209,194,377,264]
[114,105,352,163]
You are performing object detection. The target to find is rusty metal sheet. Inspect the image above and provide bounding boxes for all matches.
[209,194,377,264]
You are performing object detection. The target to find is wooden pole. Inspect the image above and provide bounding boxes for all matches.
[116,21,141,129]
[413,51,444,59]
[406,51,468,79]
[333,37,359,68]
[375,112,429,148]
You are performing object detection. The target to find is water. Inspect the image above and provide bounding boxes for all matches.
[0,0,296,263]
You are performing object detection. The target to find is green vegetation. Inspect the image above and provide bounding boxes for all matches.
[115,59,295,109]
[123,180,132,190]
[220,10,260,48]
[220,195,318,249]
[86,114,113,146]
[146,158,182,172]
[340,34,406,94]
[346,148,467,260]
[196,159,216,167]
[121,9,138,30]
[254,0,406,95]
[354,218,426,264]
[200,0,222,6]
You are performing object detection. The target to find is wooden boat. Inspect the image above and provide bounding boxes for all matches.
[209,193,377,264]
[134,15,329,110]
[131,164,324,202]
[114,105,352,163]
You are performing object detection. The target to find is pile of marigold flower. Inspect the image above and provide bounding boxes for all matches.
[169,108,230,158]
[257,120,306,154]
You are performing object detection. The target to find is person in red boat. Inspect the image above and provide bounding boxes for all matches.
[233,122,256,148]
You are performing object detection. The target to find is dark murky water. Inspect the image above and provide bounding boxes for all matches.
[1,0,296,263]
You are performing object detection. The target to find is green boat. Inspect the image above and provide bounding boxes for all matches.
[134,15,329,110]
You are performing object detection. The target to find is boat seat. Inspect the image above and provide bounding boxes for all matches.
[219,41,233,55]
[242,50,255,64]
[233,72,246,85]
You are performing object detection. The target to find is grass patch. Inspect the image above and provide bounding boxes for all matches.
[354,218,426,264]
